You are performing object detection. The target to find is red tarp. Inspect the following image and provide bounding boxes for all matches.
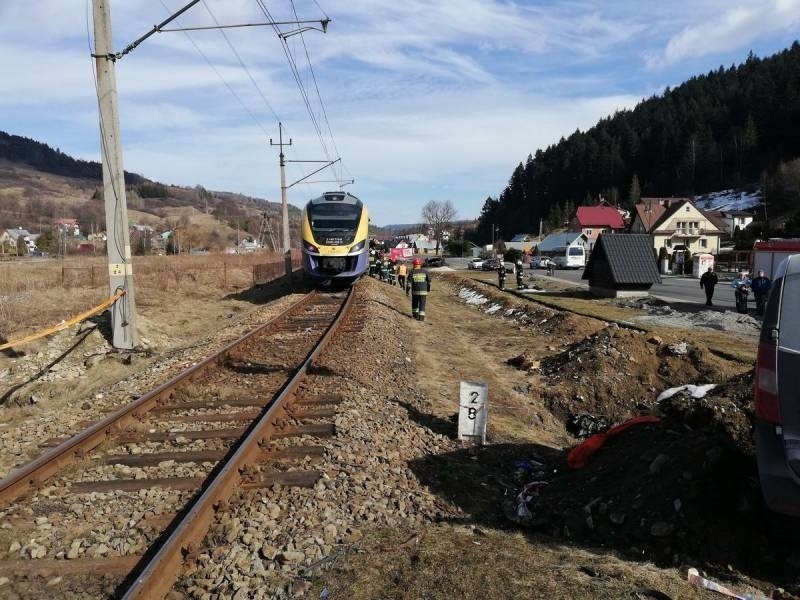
[567,415,661,469]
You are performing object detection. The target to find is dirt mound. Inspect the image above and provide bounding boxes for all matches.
[513,411,798,589]
[659,370,755,454]
[537,325,748,426]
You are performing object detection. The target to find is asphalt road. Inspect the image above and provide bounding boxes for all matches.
[445,257,740,311]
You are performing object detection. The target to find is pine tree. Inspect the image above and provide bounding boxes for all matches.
[628,173,641,207]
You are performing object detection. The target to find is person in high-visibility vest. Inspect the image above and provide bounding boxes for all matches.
[410,258,431,321]
[397,261,408,290]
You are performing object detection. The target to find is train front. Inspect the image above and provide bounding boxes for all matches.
[301,192,369,283]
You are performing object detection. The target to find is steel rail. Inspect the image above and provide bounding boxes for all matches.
[0,292,318,506]
[122,286,355,598]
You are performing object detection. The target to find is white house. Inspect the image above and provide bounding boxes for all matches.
[721,211,754,235]
[0,228,38,253]
[631,198,722,255]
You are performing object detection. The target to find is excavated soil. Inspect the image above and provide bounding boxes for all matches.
[537,325,749,426]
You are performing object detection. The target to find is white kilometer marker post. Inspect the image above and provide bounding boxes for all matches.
[458,381,488,445]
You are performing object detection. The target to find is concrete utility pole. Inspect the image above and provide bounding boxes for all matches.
[92,0,139,349]
[270,123,293,277]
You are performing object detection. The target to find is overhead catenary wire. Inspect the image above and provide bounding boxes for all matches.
[200,0,282,124]
[288,0,346,182]
[195,0,313,185]
[157,0,312,186]
[254,0,334,165]
[158,0,271,137]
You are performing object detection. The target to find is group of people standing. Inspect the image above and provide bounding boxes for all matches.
[699,267,772,314]
[368,252,432,321]
[497,260,526,291]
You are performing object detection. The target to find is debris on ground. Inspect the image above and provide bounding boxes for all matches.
[619,297,761,336]
[687,568,768,600]
[657,383,718,402]
[567,413,610,437]
[507,353,536,370]
[566,415,661,469]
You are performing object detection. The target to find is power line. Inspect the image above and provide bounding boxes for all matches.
[200,0,281,124]
[158,0,271,137]
[288,0,345,181]
[254,0,333,165]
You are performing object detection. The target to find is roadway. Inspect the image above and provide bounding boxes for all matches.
[444,257,739,310]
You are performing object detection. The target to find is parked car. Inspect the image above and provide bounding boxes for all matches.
[482,258,501,271]
[468,258,484,270]
[531,256,554,269]
[756,254,800,516]
[423,256,446,268]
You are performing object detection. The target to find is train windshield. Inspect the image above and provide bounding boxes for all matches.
[308,202,361,245]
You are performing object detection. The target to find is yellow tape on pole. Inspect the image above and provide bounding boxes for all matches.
[0,291,126,351]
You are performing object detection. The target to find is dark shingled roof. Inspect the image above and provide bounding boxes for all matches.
[582,234,662,285]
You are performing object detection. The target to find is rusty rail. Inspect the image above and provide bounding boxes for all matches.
[122,286,355,598]
[0,292,317,506]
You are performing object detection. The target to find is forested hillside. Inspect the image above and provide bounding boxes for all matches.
[478,42,800,241]
[0,131,301,250]
[0,131,144,185]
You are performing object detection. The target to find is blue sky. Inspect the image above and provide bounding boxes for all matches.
[1,1,799,226]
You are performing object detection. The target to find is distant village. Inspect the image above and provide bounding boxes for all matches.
[374,196,756,273]
[2,194,759,271]
[0,218,272,258]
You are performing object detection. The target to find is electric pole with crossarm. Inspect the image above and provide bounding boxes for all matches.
[92,0,139,349]
[270,122,293,277]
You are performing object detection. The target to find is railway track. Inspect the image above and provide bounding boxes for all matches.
[0,285,360,598]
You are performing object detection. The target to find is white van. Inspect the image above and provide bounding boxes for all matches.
[551,245,586,269]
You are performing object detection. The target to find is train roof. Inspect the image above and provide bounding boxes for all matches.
[307,191,362,207]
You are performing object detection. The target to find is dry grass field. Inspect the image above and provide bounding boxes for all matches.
[0,252,290,343]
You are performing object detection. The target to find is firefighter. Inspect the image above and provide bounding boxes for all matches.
[368,251,377,277]
[380,255,390,282]
[516,260,524,289]
[497,262,506,290]
[410,258,431,321]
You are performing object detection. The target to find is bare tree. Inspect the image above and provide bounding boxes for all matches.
[421,200,456,254]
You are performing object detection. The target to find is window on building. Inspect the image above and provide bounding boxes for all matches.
[666,239,672,248]
[586,229,592,236]
[685,206,691,212]
[700,239,707,248]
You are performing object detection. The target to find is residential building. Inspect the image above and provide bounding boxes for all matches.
[569,204,626,250]
[505,233,542,253]
[721,210,754,235]
[54,218,81,236]
[630,198,722,255]
[538,232,588,253]
[0,228,38,253]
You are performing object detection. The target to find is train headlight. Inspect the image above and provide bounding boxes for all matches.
[303,241,319,253]
[349,240,365,253]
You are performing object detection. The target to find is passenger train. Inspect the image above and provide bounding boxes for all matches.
[301,191,369,283]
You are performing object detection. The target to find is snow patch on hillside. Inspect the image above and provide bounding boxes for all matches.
[694,188,762,212]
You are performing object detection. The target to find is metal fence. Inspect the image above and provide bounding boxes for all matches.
[252,252,301,285]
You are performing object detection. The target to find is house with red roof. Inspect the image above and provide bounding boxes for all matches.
[568,203,626,250]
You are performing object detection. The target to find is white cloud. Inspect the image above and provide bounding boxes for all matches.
[648,0,800,68]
